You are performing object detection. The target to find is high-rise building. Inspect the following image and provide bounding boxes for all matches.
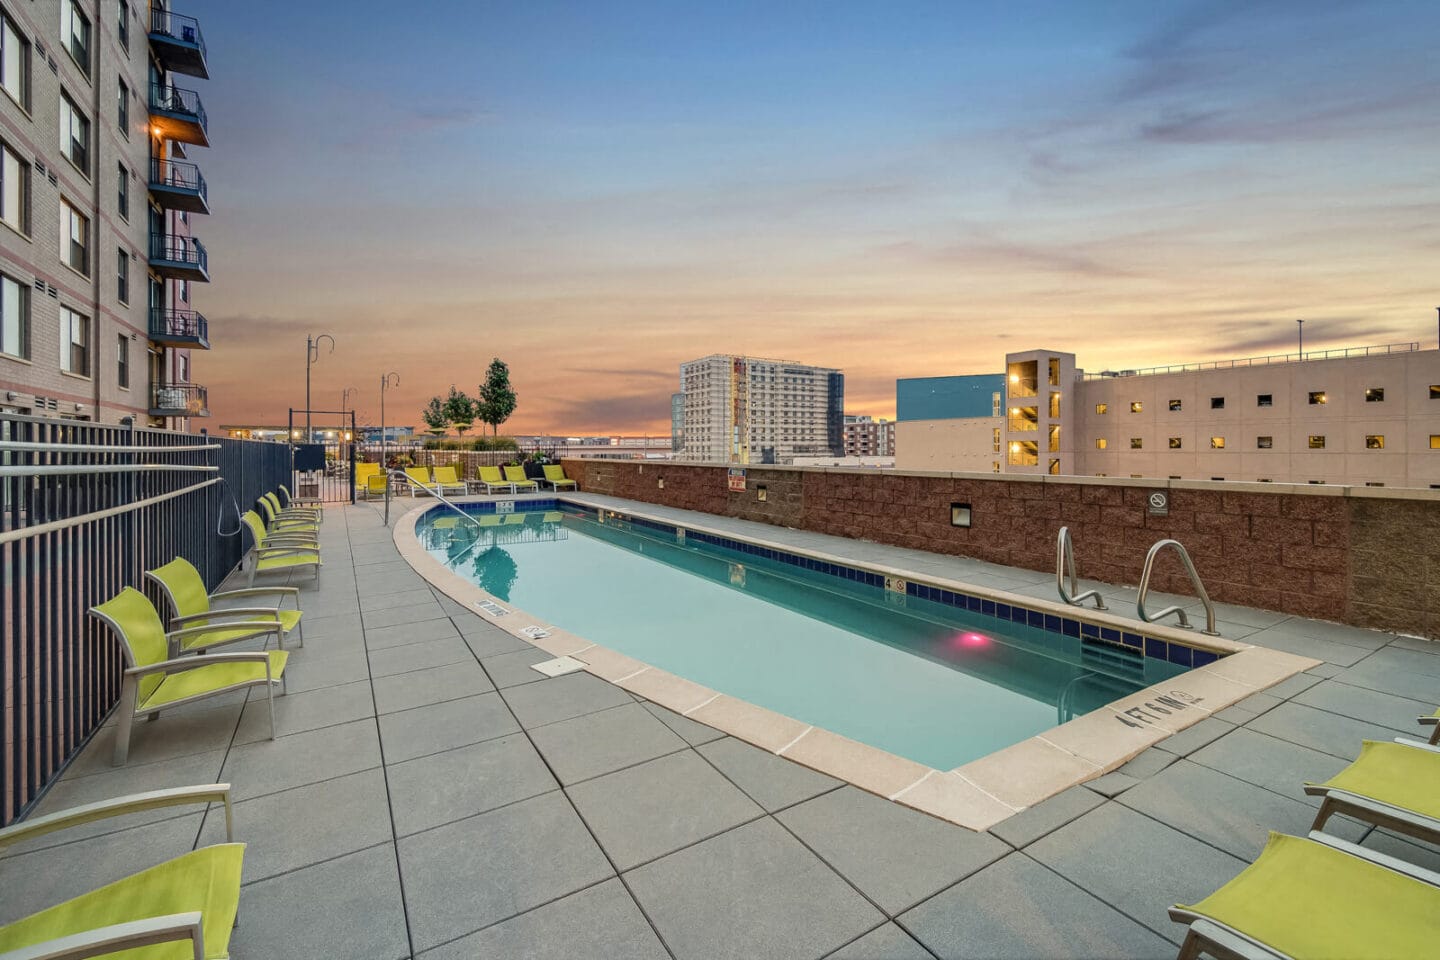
[679,354,844,463]
[0,1,212,428]
[670,391,683,451]
[842,415,895,457]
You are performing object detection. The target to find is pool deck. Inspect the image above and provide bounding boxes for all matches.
[4,496,1439,958]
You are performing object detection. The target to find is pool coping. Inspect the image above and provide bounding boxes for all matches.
[393,495,1321,831]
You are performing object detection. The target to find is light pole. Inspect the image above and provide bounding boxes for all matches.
[340,386,357,440]
[305,333,335,442]
[1296,319,1304,360]
[380,372,399,525]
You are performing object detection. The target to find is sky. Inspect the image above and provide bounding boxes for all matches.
[189,0,1440,434]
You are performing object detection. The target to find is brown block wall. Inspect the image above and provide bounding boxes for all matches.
[563,459,1440,638]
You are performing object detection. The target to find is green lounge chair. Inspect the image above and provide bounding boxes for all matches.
[1306,739,1440,846]
[257,496,319,536]
[405,466,435,496]
[354,462,382,496]
[279,482,322,509]
[242,509,318,550]
[90,587,289,765]
[503,466,538,492]
[1169,831,1440,960]
[1420,708,1439,745]
[541,464,577,491]
[363,473,389,500]
[263,490,322,525]
[431,465,468,496]
[0,785,243,960]
[475,466,514,494]
[241,511,321,585]
[146,556,303,652]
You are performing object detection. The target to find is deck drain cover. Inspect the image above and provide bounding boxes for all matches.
[520,625,551,640]
[476,600,509,617]
[531,656,585,678]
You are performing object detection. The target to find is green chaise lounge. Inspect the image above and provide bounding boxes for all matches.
[475,466,514,494]
[263,490,322,526]
[405,466,434,496]
[241,511,321,585]
[146,556,304,651]
[0,785,243,960]
[431,465,468,497]
[1169,831,1440,960]
[540,464,577,491]
[503,466,539,492]
[279,481,322,509]
[1305,739,1440,847]
[90,587,289,765]
[258,496,319,536]
[354,462,382,497]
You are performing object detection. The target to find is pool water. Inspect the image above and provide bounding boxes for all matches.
[418,507,1187,770]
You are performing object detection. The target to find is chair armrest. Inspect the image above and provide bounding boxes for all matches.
[0,913,205,960]
[1307,830,1440,886]
[168,620,283,643]
[255,546,321,560]
[259,536,320,548]
[126,651,275,679]
[211,586,300,604]
[1394,737,1440,755]
[0,785,232,852]
[170,608,281,626]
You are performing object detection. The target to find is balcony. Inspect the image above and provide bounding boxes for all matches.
[148,8,208,79]
[148,308,209,349]
[148,158,209,214]
[149,83,209,147]
[149,234,209,282]
[149,383,209,418]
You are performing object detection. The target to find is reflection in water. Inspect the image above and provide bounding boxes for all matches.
[474,546,518,601]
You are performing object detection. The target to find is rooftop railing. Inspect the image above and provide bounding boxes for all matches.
[150,8,206,58]
[1083,342,1422,380]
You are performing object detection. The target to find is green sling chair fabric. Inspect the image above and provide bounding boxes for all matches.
[431,466,467,495]
[0,844,245,959]
[146,556,302,652]
[263,491,318,523]
[258,495,319,534]
[542,464,576,489]
[503,466,539,491]
[1309,739,1440,823]
[241,512,321,580]
[1174,832,1440,959]
[476,466,513,493]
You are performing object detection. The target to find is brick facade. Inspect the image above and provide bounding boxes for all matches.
[562,459,1440,639]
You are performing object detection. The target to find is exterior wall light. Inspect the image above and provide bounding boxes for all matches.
[951,502,972,527]
[657,477,665,489]
[757,484,767,502]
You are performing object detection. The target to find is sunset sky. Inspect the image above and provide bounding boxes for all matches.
[194,0,1439,434]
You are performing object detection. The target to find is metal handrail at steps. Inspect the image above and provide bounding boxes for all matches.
[390,470,483,531]
[1137,539,1219,636]
[1055,526,1107,610]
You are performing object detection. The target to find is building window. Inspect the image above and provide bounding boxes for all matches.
[116,248,128,303]
[1210,437,1225,449]
[0,141,27,234]
[1095,438,1107,450]
[1210,397,1224,410]
[1364,387,1384,403]
[117,77,129,131]
[1257,394,1273,407]
[1431,385,1440,400]
[991,427,1000,453]
[179,279,189,303]
[0,9,28,109]
[1048,458,1060,475]
[1048,392,1060,418]
[1048,424,1060,452]
[1048,358,1060,386]
[1095,403,1107,414]
[1168,437,1182,449]
[1168,399,1181,412]
[992,461,999,473]
[0,272,27,358]
[1130,401,1142,413]
[991,392,1001,417]
[1130,437,1143,449]
[1257,436,1273,449]
[1308,391,1327,405]
[1431,435,1440,449]
[116,334,128,388]
[1365,435,1384,450]
[1366,482,1385,487]
[60,199,89,275]
[117,0,129,51]
[1308,435,1326,449]
[59,306,89,376]
[62,0,90,75]
[60,92,89,173]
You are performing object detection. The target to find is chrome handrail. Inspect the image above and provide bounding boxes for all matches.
[1056,526,1106,610]
[1137,539,1219,636]
[391,469,482,532]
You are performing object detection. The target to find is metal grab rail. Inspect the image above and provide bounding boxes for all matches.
[391,470,482,531]
[1056,527,1106,610]
[1137,539,1219,636]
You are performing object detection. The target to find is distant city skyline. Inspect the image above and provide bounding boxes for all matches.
[192,0,1439,433]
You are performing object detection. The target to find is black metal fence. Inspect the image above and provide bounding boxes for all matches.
[0,413,290,825]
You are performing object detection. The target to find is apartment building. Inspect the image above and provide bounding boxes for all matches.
[0,0,211,428]
[894,373,1005,473]
[678,354,844,464]
[670,391,683,452]
[842,414,895,457]
[897,341,1440,488]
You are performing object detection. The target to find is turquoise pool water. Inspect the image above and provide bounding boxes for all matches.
[417,506,1187,769]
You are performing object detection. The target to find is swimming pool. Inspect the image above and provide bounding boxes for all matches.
[415,501,1195,770]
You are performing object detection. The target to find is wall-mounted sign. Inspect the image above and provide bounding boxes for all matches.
[1147,490,1169,516]
[727,468,746,492]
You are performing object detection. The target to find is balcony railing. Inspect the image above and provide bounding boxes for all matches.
[150,383,209,417]
[149,308,209,349]
[148,157,209,214]
[148,8,208,78]
[149,233,209,281]
[149,83,209,146]
[1082,341,1423,380]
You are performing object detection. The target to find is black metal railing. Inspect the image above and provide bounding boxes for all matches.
[149,8,206,58]
[149,307,208,344]
[149,233,208,274]
[149,157,208,205]
[151,383,209,416]
[0,414,290,825]
[149,82,208,131]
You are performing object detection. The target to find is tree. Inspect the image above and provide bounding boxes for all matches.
[421,396,449,436]
[476,358,518,437]
[443,386,476,435]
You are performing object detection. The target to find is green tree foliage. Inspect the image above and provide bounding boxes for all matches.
[477,358,518,437]
[443,386,476,434]
[421,396,449,436]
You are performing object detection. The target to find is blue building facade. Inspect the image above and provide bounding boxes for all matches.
[896,374,1005,421]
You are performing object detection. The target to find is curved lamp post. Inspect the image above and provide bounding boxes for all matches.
[380,372,399,524]
[305,333,335,442]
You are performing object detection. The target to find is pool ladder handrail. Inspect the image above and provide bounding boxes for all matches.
[1056,527,1107,610]
[1137,539,1220,636]
[391,469,484,532]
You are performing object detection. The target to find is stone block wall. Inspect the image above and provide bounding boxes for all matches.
[562,458,1440,638]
